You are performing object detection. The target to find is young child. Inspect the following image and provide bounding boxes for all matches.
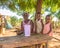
[21,12,34,36]
[43,15,53,36]
[34,12,43,34]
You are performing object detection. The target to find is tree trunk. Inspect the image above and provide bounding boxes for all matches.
[36,0,43,13]
[34,0,43,33]
[35,0,43,20]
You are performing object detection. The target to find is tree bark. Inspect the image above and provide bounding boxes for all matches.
[36,0,43,13]
[34,0,43,33]
[35,0,43,20]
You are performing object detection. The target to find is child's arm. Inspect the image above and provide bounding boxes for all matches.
[47,24,52,34]
[21,21,24,33]
[31,20,34,34]
[41,19,44,34]
[34,20,37,33]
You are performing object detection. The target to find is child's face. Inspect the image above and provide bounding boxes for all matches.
[46,16,50,22]
[23,13,29,20]
[36,14,41,19]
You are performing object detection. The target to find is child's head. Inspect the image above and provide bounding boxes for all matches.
[23,12,29,20]
[46,15,51,22]
[36,12,41,20]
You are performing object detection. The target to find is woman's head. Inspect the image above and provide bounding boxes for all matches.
[46,15,51,22]
[23,12,29,20]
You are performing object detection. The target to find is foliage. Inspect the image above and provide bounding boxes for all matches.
[10,16,18,26]
[55,11,60,19]
[0,0,60,19]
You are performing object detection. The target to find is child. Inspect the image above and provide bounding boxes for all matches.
[43,15,53,36]
[21,12,34,36]
[34,12,43,34]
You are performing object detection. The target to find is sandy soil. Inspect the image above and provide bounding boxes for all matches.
[0,28,60,48]
[48,29,60,48]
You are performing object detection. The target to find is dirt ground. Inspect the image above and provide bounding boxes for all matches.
[0,28,60,48]
[48,29,60,48]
